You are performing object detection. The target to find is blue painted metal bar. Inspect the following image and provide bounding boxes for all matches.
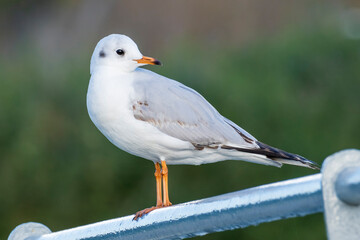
[29,173,322,240]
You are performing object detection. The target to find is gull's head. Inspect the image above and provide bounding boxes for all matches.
[90,34,161,74]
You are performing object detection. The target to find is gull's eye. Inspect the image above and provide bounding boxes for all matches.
[116,49,125,56]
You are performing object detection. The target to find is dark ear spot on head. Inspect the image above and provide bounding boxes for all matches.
[99,50,106,58]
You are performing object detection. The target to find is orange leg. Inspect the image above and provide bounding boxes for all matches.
[133,162,164,220]
[154,162,163,207]
[161,160,172,206]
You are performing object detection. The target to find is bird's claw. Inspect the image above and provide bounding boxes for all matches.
[133,206,160,221]
[133,203,173,221]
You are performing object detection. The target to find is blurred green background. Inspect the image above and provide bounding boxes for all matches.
[1,1,360,239]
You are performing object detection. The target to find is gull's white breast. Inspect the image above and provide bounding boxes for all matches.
[86,68,193,163]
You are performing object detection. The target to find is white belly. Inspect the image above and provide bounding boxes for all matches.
[86,71,193,162]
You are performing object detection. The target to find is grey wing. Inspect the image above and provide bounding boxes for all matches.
[131,78,258,149]
[131,73,319,170]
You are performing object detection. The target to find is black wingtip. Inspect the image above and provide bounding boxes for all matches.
[221,141,320,170]
[303,159,320,170]
[289,152,320,170]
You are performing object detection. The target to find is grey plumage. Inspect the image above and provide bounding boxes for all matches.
[131,68,318,169]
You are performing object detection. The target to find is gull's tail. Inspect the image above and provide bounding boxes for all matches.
[221,141,320,170]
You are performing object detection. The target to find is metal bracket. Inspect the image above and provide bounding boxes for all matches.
[322,149,360,240]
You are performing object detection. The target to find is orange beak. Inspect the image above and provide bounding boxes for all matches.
[135,56,161,66]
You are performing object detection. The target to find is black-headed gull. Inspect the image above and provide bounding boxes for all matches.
[86,34,319,220]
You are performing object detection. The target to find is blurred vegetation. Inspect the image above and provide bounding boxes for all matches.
[1,26,359,240]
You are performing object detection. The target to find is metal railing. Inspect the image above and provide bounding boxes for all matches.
[8,149,360,240]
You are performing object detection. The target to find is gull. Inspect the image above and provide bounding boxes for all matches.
[86,34,319,220]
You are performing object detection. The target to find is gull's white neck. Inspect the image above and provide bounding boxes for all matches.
[87,66,137,131]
